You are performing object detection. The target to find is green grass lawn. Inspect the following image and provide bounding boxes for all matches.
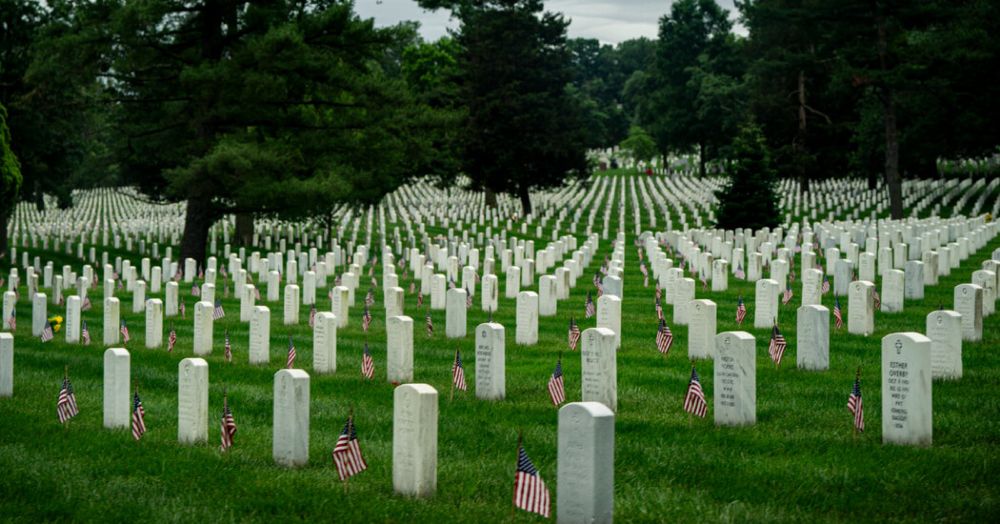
[2,188,999,522]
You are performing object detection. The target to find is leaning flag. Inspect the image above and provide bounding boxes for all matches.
[847,369,865,432]
[425,311,433,337]
[452,350,467,391]
[131,391,147,441]
[513,443,551,518]
[57,376,80,423]
[834,297,844,329]
[362,306,372,333]
[224,330,232,362]
[683,366,707,417]
[365,288,375,307]
[736,295,747,325]
[81,321,91,345]
[567,318,581,351]
[735,263,745,280]
[213,299,225,320]
[220,394,237,452]
[585,292,596,319]
[40,321,54,342]
[361,342,374,379]
[655,296,663,320]
[168,326,177,353]
[120,319,130,344]
[332,416,368,481]
[656,318,673,355]
[548,358,565,406]
[821,277,831,294]
[82,297,92,311]
[768,324,787,366]
[782,286,794,305]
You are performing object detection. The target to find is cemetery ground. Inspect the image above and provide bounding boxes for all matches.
[1,177,999,522]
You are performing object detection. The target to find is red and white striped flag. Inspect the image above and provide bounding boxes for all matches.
[220,394,237,452]
[40,321,54,342]
[567,318,581,351]
[452,350,467,391]
[736,295,747,325]
[768,323,787,367]
[168,326,177,353]
[213,299,225,320]
[873,289,881,311]
[821,277,831,294]
[683,366,707,417]
[655,296,663,320]
[332,415,368,481]
[131,391,146,441]
[834,297,844,329]
[656,318,673,355]
[120,319,130,344]
[782,286,793,305]
[309,305,316,327]
[57,375,80,424]
[585,292,596,319]
[847,368,864,432]
[286,336,296,369]
[547,357,565,406]
[513,442,550,518]
[361,342,374,379]
[425,310,433,337]
[224,329,232,363]
[417,292,424,308]
[81,321,91,345]
[362,306,372,333]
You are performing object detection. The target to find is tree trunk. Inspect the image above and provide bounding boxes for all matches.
[484,186,497,208]
[698,142,706,178]
[867,169,878,190]
[796,69,810,195]
[518,185,532,216]
[179,196,215,267]
[876,16,904,219]
[235,213,254,246]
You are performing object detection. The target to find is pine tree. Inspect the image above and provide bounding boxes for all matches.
[715,122,780,231]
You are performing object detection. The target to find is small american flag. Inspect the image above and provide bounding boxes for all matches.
[873,289,881,311]
[57,376,80,423]
[639,262,648,277]
[834,297,843,329]
[567,318,581,351]
[254,286,261,300]
[768,324,787,367]
[213,299,225,320]
[409,282,415,294]
[425,310,433,337]
[191,285,200,297]
[782,286,794,305]
[656,318,673,355]
[593,273,603,297]
[736,295,747,325]
[220,394,237,452]
[700,273,708,290]
[168,325,177,353]
[198,267,204,279]
[513,442,550,518]
[417,292,424,308]
[332,415,368,481]
[448,278,456,290]
[789,269,796,284]
[120,319,130,344]
[40,321,55,342]
[81,321,91,345]
[308,305,316,327]
[82,297,92,311]
[585,292,596,319]
[683,366,707,417]
[735,263,745,280]
[847,369,864,432]
[286,336,296,369]
[465,288,473,309]
[6,308,15,331]
[821,277,831,294]
[180,301,186,318]
[452,350,467,391]
[361,342,374,379]
[362,306,372,333]
[655,283,662,301]
[548,357,565,406]
[365,288,375,307]
[224,329,233,363]
[131,391,146,441]
[655,296,663,320]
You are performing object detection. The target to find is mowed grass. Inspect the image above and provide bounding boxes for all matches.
[2,201,1000,522]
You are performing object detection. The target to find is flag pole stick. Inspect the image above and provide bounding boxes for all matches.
[64,365,70,432]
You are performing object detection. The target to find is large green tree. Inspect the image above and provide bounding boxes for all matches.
[715,122,780,231]
[60,0,444,264]
[419,0,590,215]
[0,103,23,258]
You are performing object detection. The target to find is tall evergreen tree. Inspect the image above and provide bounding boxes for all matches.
[419,0,590,215]
[0,103,22,259]
[715,122,780,231]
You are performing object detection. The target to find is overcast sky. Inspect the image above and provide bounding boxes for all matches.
[353,0,740,45]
